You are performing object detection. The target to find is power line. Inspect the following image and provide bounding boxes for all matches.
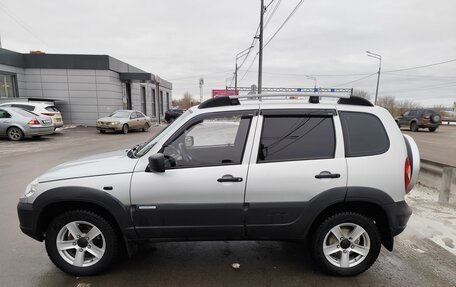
[0,1,48,47]
[382,58,456,73]
[263,0,306,49]
[239,53,259,84]
[331,73,378,87]
[264,0,282,29]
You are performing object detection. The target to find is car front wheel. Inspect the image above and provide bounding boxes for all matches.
[45,210,119,276]
[311,212,381,276]
[121,124,129,134]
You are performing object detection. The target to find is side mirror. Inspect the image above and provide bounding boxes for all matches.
[185,135,194,147]
[148,153,165,172]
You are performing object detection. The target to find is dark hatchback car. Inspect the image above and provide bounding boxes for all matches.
[164,109,185,123]
[395,109,441,132]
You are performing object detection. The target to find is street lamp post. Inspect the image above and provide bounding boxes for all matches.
[234,46,253,95]
[366,51,382,105]
[306,75,317,90]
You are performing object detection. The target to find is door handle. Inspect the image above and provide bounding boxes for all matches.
[315,171,340,179]
[217,174,243,183]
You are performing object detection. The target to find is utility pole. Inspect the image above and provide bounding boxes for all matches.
[155,74,161,124]
[366,51,382,105]
[257,0,264,94]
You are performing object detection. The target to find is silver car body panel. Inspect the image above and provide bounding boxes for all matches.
[0,107,54,138]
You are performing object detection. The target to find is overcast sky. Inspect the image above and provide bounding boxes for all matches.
[0,0,455,106]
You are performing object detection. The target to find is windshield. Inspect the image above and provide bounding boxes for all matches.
[135,109,193,157]
[109,111,131,118]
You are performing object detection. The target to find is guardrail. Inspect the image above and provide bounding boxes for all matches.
[442,118,456,125]
[419,159,456,205]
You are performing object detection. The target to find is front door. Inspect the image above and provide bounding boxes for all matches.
[244,110,348,238]
[130,110,257,238]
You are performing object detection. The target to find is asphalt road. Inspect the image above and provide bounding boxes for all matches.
[402,125,456,167]
[0,126,455,287]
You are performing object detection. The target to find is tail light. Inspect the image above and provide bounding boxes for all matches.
[404,157,411,193]
[27,118,40,125]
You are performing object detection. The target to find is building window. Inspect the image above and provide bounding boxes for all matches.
[159,90,164,116]
[140,86,147,114]
[151,88,156,117]
[166,92,170,110]
[0,74,18,98]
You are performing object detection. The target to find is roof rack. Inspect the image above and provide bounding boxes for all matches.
[198,89,374,109]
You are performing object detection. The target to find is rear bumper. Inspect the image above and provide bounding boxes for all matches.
[17,202,44,241]
[385,200,412,236]
[27,126,55,136]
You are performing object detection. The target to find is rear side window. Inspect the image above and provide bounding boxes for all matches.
[13,109,39,117]
[339,112,390,157]
[11,104,35,111]
[45,106,59,112]
[258,115,335,163]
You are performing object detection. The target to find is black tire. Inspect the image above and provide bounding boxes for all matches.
[99,130,106,134]
[121,124,129,134]
[142,123,149,132]
[311,212,381,276]
[429,127,437,132]
[7,127,24,141]
[45,210,120,276]
[410,121,418,132]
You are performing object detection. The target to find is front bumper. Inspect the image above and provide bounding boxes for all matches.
[17,202,44,241]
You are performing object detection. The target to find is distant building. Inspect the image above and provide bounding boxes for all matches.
[0,48,172,125]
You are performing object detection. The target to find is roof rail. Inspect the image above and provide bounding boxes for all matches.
[198,96,240,109]
[337,96,374,107]
[198,89,374,109]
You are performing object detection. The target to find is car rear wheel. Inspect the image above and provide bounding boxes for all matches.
[311,212,381,276]
[410,122,418,132]
[142,123,149,132]
[45,210,119,276]
[121,124,129,134]
[7,127,24,141]
[99,130,106,134]
[429,127,437,132]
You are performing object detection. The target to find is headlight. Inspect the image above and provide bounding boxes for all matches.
[24,178,39,197]
[110,121,120,125]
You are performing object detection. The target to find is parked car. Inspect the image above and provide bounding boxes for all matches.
[0,107,54,140]
[164,109,185,123]
[0,102,64,129]
[96,110,151,134]
[395,109,441,132]
[18,94,420,276]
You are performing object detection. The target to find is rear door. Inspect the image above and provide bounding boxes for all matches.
[244,109,347,238]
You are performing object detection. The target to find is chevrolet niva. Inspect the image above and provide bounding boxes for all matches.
[18,94,420,276]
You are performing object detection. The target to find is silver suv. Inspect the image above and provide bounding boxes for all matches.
[17,93,420,276]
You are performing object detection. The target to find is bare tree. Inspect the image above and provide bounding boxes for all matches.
[377,96,420,117]
[173,92,197,109]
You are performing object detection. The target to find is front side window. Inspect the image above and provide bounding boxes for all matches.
[339,111,390,157]
[258,115,335,163]
[163,113,252,168]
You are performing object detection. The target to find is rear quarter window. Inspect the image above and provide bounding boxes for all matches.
[339,111,390,157]
[45,106,59,112]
